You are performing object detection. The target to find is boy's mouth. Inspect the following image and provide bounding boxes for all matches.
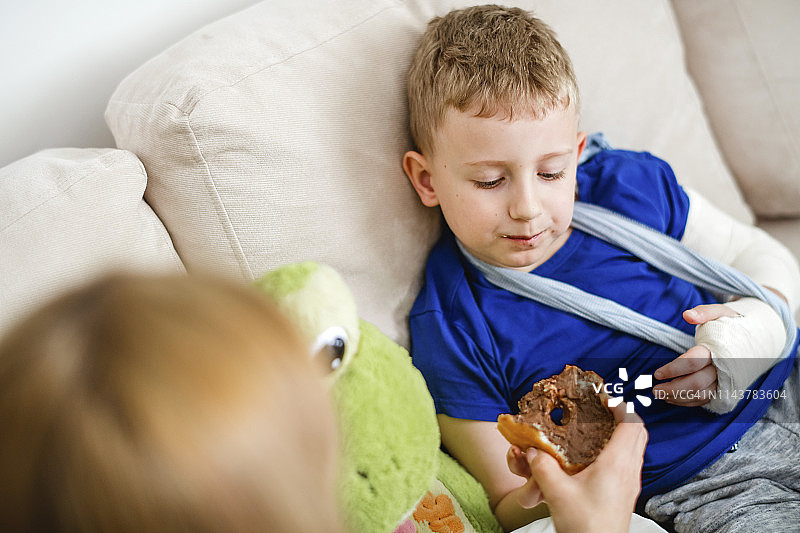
[501,231,544,244]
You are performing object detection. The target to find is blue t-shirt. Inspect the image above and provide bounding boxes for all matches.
[409,149,796,499]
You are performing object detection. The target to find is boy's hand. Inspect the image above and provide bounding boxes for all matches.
[652,303,739,407]
[524,403,647,533]
[506,445,543,508]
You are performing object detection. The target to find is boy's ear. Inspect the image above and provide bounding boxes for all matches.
[403,150,440,207]
[576,130,588,160]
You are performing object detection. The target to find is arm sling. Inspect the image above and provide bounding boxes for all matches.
[456,202,798,372]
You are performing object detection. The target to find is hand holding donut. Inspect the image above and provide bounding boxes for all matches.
[522,403,648,533]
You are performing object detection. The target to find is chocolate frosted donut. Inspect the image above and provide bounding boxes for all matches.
[497,365,616,474]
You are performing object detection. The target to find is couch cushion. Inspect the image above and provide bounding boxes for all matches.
[106,0,751,347]
[0,148,185,337]
[672,0,800,218]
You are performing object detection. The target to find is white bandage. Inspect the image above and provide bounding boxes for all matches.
[695,297,787,414]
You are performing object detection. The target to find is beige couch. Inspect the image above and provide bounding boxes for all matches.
[2,0,799,345]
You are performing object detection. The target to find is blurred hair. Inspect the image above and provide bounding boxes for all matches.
[407,4,580,155]
[0,273,342,533]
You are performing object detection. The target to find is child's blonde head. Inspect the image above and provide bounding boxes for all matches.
[407,4,580,155]
[0,273,342,533]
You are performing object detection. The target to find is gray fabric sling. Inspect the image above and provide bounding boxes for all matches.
[457,201,798,360]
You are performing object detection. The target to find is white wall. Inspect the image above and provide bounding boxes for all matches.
[1,0,260,168]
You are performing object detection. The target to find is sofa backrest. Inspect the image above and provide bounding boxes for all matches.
[672,0,800,220]
[106,0,752,347]
[0,148,185,337]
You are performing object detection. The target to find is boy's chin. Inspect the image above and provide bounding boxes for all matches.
[484,253,540,272]
[465,243,544,271]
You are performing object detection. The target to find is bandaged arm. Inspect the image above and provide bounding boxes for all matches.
[681,188,800,413]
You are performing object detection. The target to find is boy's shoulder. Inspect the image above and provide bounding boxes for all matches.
[411,227,467,317]
[409,223,488,323]
[578,149,690,238]
[578,148,674,182]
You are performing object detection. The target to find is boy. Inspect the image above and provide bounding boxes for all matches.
[403,5,800,532]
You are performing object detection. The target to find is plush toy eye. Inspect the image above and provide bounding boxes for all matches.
[311,326,348,373]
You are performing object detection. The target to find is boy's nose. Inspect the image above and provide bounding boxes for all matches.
[508,183,542,221]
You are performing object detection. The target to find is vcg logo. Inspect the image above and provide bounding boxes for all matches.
[591,368,653,414]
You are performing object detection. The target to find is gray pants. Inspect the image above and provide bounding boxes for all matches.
[645,359,800,533]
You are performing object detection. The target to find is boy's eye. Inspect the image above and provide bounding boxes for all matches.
[474,177,504,189]
[539,170,566,181]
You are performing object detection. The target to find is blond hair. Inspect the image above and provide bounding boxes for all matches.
[407,4,580,155]
[0,274,342,533]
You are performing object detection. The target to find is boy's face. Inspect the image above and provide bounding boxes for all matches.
[404,105,586,272]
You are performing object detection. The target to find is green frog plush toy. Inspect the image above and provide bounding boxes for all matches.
[255,262,502,533]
